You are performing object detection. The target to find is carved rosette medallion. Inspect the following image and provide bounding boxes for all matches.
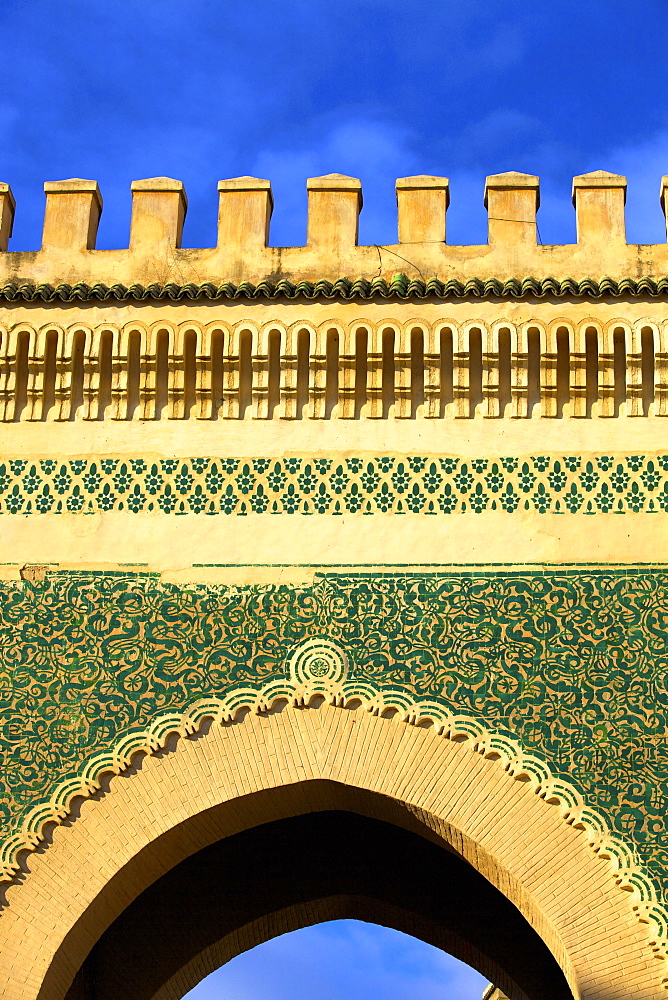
[288,637,349,694]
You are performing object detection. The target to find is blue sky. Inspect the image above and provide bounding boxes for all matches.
[3,0,668,253]
[184,921,488,1000]
[3,1,662,994]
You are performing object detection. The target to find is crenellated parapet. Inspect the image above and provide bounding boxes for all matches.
[1,170,668,289]
[1,170,668,422]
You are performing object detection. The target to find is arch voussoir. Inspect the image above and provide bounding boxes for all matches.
[0,693,664,1000]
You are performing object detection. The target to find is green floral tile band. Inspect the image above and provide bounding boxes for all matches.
[0,567,667,901]
[0,453,667,515]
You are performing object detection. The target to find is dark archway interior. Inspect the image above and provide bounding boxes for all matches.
[66,811,572,1000]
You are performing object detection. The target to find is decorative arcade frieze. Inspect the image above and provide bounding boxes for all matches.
[0,313,666,421]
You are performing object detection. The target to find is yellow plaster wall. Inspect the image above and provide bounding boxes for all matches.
[1,169,667,1000]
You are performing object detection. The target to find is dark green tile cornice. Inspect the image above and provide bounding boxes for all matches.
[2,274,668,303]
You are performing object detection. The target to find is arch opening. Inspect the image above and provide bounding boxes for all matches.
[439,327,453,416]
[497,327,512,418]
[64,808,571,1000]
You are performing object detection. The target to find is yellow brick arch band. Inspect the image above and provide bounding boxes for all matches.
[1,660,666,999]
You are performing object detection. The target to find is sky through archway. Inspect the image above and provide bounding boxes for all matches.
[183,920,488,1000]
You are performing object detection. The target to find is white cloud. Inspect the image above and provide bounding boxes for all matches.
[462,108,537,150]
[604,129,668,244]
[249,108,580,249]
[0,102,19,144]
[252,117,421,246]
[476,23,524,73]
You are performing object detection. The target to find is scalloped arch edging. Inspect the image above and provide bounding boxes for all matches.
[3,665,668,978]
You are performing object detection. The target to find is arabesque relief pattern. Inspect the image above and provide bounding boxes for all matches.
[1,565,667,947]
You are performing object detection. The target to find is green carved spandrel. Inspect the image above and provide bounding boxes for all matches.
[0,567,667,900]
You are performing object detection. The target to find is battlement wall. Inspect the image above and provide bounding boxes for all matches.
[1,170,668,287]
